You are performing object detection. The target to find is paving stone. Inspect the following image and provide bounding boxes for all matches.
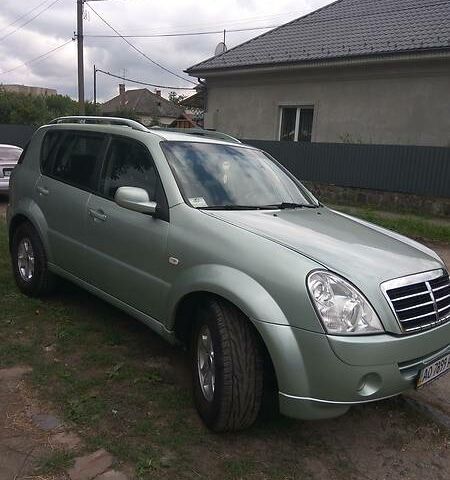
[96,469,129,480]
[51,431,82,450]
[32,413,63,431]
[0,366,33,381]
[68,449,114,480]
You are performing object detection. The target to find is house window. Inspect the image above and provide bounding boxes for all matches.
[279,106,314,142]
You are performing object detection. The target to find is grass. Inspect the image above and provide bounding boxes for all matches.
[331,205,450,243]
[0,214,448,479]
[36,450,75,475]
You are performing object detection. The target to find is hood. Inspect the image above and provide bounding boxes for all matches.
[204,207,445,288]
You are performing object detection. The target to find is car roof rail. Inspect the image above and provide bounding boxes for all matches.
[149,126,242,144]
[48,116,150,132]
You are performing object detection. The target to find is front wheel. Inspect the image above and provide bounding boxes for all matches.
[191,298,263,432]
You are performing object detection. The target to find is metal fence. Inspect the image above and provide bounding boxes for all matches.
[0,124,37,148]
[1,125,449,198]
[244,140,450,198]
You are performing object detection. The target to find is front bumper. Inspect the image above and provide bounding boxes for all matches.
[253,318,450,420]
[0,177,10,193]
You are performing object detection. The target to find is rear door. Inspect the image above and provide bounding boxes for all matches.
[36,130,107,278]
[84,135,170,321]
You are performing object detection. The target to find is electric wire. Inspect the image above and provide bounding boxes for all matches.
[0,39,73,75]
[0,0,62,43]
[96,68,196,90]
[86,3,197,86]
[0,0,54,35]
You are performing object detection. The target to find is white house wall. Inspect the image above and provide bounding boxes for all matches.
[203,58,450,147]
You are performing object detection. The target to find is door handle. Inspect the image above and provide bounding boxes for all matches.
[88,208,107,222]
[36,186,49,196]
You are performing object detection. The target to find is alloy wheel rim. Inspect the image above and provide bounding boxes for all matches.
[17,238,35,282]
[197,325,215,402]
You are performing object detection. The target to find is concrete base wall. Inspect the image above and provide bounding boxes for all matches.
[204,58,450,147]
[306,182,450,217]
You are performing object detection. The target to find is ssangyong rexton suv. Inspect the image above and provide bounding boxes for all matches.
[7,117,450,432]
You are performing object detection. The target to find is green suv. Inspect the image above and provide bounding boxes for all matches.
[7,117,450,432]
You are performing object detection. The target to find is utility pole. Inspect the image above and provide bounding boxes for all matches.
[77,0,85,114]
[93,64,97,109]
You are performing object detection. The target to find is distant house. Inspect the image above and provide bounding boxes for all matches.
[102,85,187,127]
[186,0,450,147]
[1,84,57,96]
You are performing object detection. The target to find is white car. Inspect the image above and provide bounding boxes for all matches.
[0,144,23,194]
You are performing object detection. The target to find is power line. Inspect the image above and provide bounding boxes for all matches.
[85,3,197,86]
[0,39,73,75]
[85,24,280,39]
[0,0,53,35]
[96,68,196,90]
[0,0,62,43]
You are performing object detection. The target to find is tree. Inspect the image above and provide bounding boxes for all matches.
[168,91,186,105]
[0,90,97,125]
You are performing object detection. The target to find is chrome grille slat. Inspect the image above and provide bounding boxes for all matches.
[401,311,436,323]
[382,269,450,334]
[433,284,449,292]
[395,300,434,312]
[391,290,430,302]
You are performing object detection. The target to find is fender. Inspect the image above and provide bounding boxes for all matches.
[166,264,290,329]
[9,198,53,263]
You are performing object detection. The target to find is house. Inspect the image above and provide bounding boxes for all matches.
[101,85,185,127]
[1,84,57,96]
[180,86,206,128]
[186,0,450,147]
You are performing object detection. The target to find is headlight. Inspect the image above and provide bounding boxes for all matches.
[307,271,384,335]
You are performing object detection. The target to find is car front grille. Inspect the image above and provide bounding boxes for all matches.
[382,269,450,334]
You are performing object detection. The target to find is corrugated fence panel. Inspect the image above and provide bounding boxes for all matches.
[0,124,37,148]
[243,140,450,198]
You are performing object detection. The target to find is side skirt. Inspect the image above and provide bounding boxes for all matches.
[48,263,177,345]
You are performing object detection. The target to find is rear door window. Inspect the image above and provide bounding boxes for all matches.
[41,131,107,192]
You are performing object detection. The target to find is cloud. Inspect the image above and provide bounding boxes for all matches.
[0,0,332,101]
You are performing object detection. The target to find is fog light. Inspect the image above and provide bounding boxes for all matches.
[357,373,382,397]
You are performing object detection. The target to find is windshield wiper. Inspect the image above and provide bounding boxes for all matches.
[199,205,266,210]
[261,202,318,210]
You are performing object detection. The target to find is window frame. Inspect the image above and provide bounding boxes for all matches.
[98,134,170,221]
[278,105,315,142]
[39,129,109,194]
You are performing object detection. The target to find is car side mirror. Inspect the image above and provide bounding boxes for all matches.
[114,186,157,215]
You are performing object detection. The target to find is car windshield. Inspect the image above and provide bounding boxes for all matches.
[0,146,22,163]
[161,141,317,209]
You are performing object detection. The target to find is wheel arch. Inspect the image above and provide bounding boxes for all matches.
[8,202,52,261]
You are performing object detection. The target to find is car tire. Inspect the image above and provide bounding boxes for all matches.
[191,297,263,432]
[11,222,56,297]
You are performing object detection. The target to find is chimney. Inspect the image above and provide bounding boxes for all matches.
[155,89,161,97]
[119,84,126,108]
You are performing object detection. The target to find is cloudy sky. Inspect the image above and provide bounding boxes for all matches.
[0,0,332,102]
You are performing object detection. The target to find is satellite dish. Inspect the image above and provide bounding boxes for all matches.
[214,42,227,56]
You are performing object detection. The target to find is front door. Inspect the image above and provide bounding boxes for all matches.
[84,135,170,322]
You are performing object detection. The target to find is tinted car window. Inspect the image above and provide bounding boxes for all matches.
[41,131,106,191]
[101,137,157,200]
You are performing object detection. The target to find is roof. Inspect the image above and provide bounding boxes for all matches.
[102,88,184,118]
[0,144,22,149]
[187,0,450,74]
[180,90,205,109]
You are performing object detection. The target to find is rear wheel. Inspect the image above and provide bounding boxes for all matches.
[191,298,263,432]
[11,222,56,297]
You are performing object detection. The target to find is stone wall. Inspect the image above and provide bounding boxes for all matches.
[305,182,450,217]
